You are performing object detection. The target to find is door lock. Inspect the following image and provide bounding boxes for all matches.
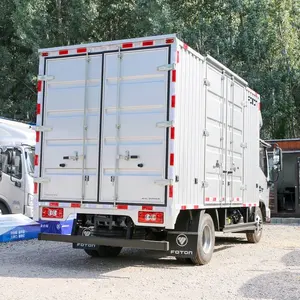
[63,151,79,161]
[124,151,139,161]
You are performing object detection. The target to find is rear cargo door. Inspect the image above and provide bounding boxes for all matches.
[225,79,244,204]
[100,47,170,205]
[40,54,102,202]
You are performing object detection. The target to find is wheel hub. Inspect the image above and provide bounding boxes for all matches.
[202,225,212,254]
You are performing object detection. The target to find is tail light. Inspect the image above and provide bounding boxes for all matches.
[42,207,64,219]
[138,211,164,224]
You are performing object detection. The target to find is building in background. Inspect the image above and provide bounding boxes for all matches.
[267,139,300,218]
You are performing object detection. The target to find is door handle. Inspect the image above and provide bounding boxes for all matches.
[14,181,21,188]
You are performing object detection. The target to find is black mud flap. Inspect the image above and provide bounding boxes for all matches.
[72,242,100,250]
[72,226,99,250]
[167,231,198,258]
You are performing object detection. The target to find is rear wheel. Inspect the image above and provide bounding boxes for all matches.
[190,213,215,265]
[246,207,263,243]
[0,203,9,215]
[84,246,122,258]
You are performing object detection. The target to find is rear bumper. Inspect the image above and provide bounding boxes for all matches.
[38,233,169,251]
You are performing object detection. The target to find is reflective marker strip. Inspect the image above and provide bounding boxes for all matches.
[77,48,87,53]
[172,70,176,82]
[122,43,133,48]
[142,40,154,46]
[59,49,68,55]
[34,182,38,194]
[169,186,173,198]
[116,205,128,210]
[37,81,42,92]
[166,38,174,44]
[142,206,153,211]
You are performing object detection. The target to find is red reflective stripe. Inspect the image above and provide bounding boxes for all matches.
[170,127,175,139]
[36,131,40,143]
[142,40,154,46]
[205,197,210,202]
[166,38,174,44]
[243,203,247,207]
[34,182,38,194]
[194,205,199,209]
[37,81,42,92]
[169,186,173,198]
[172,70,176,82]
[142,206,153,211]
[170,153,174,166]
[59,49,68,55]
[122,42,133,48]
[183,43,188,50]
[49,202,59,207]
[41,52,48,57]
[213,197,217,201]
[117,204,128,210]
[34,155,39,166]
[36,103,41,115]
[171,95,175,108]
[181,205,187,210]
[71,203,81,208]
[177,51,179,63]
[236,197,240,201]
[77,47,87,53]
[258,103,261,111]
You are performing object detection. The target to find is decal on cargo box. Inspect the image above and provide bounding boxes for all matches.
[248,95,258,107]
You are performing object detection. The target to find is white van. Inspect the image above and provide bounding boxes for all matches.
[0,118,35,217]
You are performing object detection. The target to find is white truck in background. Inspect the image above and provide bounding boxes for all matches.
[0,118,36,217]
[35,34,282,265]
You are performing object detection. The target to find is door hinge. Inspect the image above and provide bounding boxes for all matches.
[156,121,174,128]
[202,181,209,188]
[157,63,176,72]
[34,177,50,184]
[35,126,53,132]
[84,175,89,182]
[38,75,55,81]
[204,79,210,86]
[203,129,209,137]
[240,185,247,191]
[154,179,173,186]
[241,142,247,149]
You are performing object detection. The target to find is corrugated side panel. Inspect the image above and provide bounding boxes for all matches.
[173,43,204,208]
[243,89,260,205]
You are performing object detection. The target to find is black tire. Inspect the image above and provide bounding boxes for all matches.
[246,207,263,243]
[0,203,9,215]
[190,213,215,265]
[84,246,122,258]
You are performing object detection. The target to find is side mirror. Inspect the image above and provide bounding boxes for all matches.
[273,147,283,172]
[10,148,22,181]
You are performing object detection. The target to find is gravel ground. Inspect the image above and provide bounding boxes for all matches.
[0,224,299,300]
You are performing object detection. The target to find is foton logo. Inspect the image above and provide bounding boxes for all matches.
[170,250,193,255]
[176,234,188,247]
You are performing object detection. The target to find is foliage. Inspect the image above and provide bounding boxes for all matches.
[0,0,299,138]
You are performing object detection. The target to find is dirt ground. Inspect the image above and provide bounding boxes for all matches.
[0,224,299,300]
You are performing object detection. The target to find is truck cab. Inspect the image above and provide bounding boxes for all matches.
[259,139,283,222]
[0,118,36,217]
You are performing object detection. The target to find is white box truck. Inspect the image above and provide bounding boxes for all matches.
[0,118,36,217]
[34,34,282,265]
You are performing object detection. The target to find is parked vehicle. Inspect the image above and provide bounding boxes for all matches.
[35,34,282,265]
[0,118,36,217]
